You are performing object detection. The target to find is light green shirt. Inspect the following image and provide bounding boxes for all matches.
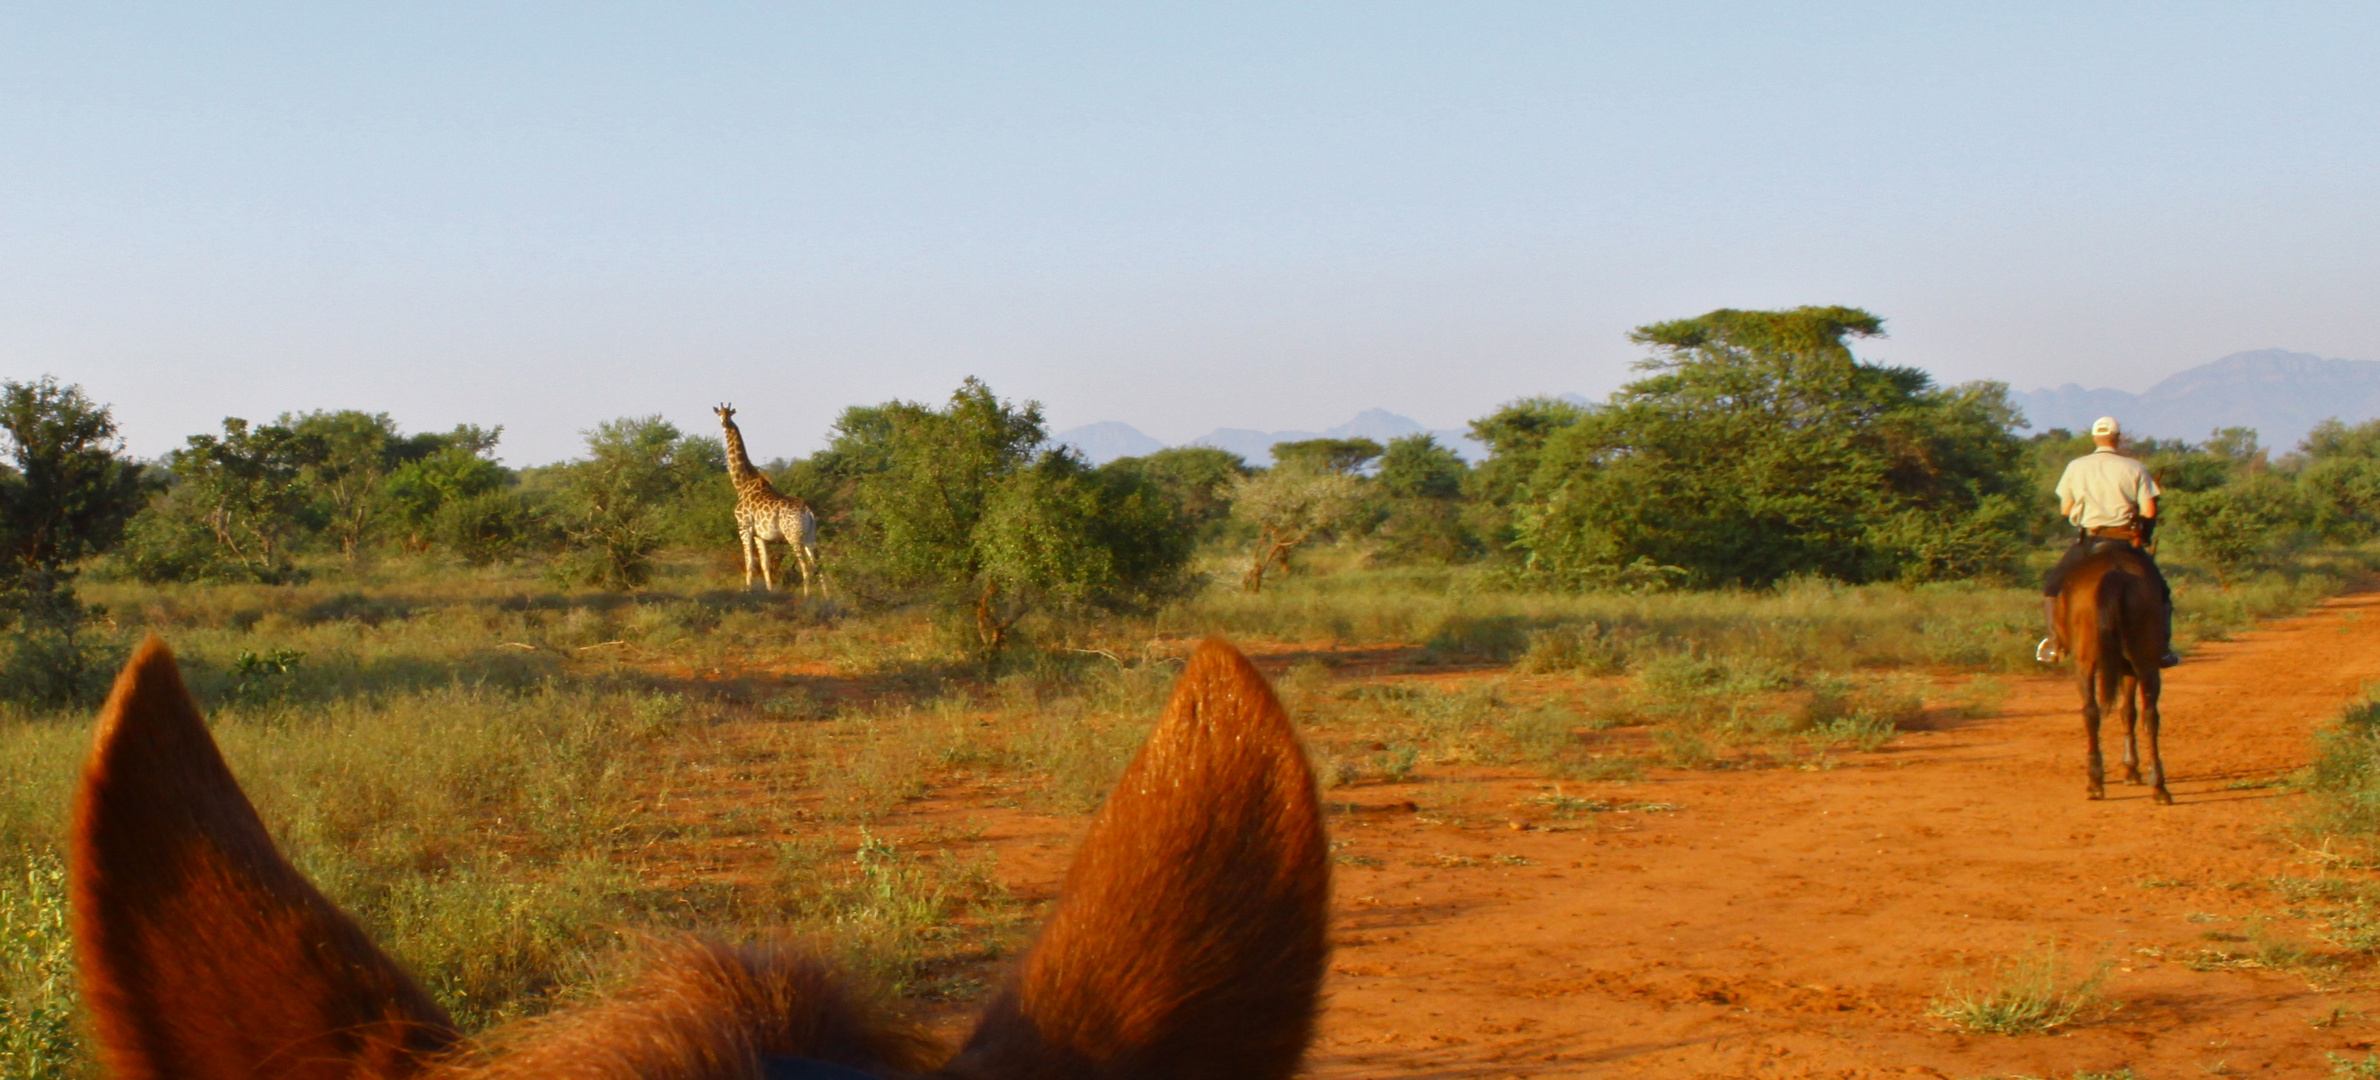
[2054,447,2161,529]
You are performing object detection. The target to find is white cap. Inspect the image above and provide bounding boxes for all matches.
[2091,416,2120,437]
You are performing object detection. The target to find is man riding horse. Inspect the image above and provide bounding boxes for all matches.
[2040,415,2180,668]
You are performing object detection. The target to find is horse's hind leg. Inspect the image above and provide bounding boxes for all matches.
[2119,673,2142,785]
[2082,666,2106,800]
[2139,667,2170,805]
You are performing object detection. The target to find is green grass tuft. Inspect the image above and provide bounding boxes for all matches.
[1928,944,2108,1035]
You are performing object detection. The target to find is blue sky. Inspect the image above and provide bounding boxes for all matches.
[3,3,2375,463]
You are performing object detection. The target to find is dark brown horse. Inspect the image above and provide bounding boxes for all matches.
[2057,543,2171,804]
[70,636,1329,1080]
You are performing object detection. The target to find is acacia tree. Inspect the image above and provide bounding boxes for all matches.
[1512,306,2028,586]
[162,418,323,581]
[1229,466,1363,593]
[1271,437,1382,475]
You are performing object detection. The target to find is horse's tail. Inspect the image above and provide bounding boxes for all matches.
[2092,550,2161,681]
[2094,565,2132,695]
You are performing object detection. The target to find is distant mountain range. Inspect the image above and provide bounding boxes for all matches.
[1055,408,1484,466]
[1057,349,2380,468]
[2012,348,2380,452]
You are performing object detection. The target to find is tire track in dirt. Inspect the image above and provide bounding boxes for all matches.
[1306,589,2380,1078]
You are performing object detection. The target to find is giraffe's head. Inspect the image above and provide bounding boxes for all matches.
[714,404,737,425]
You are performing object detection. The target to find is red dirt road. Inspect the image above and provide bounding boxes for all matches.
[1302,590,2380,1078]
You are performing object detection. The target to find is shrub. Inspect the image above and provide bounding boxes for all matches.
[2304,691,2380,837]
[2169,474,2303,585]
[435,491,546,567]
[1514,621,1638,675]
[547,417,717,589]
[834,379,1196,656]
[109,501,248,583]
[1097,447,1250,542]
[0,857,77,1080]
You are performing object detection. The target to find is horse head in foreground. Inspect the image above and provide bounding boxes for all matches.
[71,637,1329,1080]
[2057,544,2171,804]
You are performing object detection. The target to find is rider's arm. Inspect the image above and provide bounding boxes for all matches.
[2139,494,2157,520]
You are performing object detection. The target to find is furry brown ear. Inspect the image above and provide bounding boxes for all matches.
[71,637,459,1080]
[940,638,1331,1080]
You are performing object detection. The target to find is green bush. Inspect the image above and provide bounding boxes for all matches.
[545,417,719,588]
[0,857,77,1080]
[2169,473,2304,584]
[431,491,547,567]
[1097,447,1251,543]
[109,500,249,583]
[831,379,1196,656]
[1514,621,1638,675]
[2305,692,2380,837]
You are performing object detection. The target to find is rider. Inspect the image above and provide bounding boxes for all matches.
[2040,416,2179,667]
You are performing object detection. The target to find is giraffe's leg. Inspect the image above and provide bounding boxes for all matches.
[739,525,759,590]
[755,533,775,592]
[792,508,818,597]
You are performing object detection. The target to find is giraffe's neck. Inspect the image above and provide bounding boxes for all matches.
[720,419,762,484]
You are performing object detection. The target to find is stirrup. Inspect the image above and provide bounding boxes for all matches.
[2036,637,2062,663]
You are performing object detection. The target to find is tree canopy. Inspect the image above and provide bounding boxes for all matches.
[1507,306,2029,586]
[0,378,147,586]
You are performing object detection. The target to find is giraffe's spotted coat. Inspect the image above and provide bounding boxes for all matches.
[715,405,819,594]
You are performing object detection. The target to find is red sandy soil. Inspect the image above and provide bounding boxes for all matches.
[631,591,2380,1077]
[1299,590,2380,1079]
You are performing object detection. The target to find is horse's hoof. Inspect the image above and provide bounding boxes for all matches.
[2154,789,2174,806]
[2087,788,2105,800]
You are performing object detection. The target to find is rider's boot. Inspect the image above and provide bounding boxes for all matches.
[2037,596,2064,663]
[2160,599,2180,667]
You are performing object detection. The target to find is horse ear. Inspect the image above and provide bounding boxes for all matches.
[941,639,1330,1080]
[71,637,459,1080]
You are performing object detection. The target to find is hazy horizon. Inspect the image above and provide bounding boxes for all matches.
[5,5,2375,464]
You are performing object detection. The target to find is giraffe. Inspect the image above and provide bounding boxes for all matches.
[713,405,820,595]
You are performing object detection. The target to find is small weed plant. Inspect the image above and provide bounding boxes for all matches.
[2334,1053,2380,1079]
[0,857,77,1080]
[1928,944,2108,1035]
